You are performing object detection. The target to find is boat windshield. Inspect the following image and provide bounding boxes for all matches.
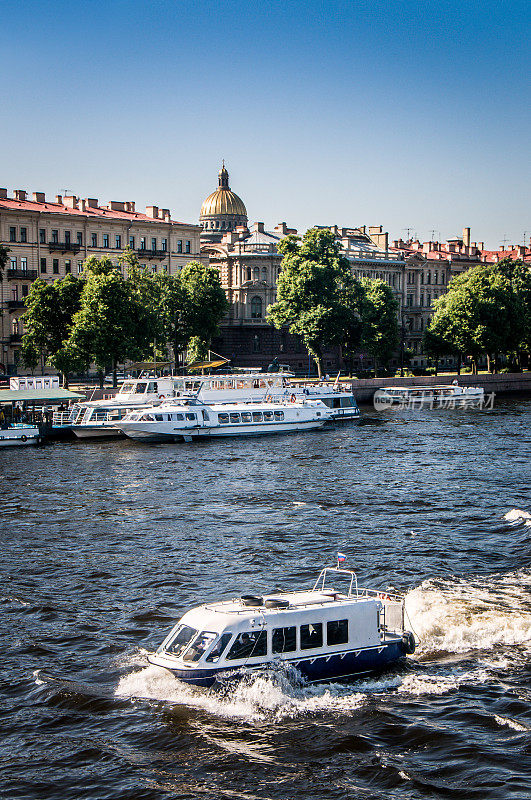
[162,624,198,656]
[182,631,217,662]
[120,383,136,394]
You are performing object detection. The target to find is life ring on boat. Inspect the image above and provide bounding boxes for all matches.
[402,630,416,654]
[240,595,263,607]
[264,598,290,609]
[378,592,392,601]
[21,435,27,442]
[290,394,297,403]
[158,394,166,400]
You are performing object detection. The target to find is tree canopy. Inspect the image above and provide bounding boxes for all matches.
[359,278,399,372]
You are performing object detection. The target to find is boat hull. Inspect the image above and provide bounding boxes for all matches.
[120,419,327,441]
[148,639,407,688]
[0,426,40,447]
[71,425,124,439]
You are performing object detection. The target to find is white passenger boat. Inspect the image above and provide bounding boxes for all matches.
[147,565,416,687]
[117,398,331,442]
[374,383,485,409]
[0,424,41,447]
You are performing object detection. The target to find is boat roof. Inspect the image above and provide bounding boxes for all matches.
[0,388,84,403]
[156,399,325,411]
[203,589,374,616]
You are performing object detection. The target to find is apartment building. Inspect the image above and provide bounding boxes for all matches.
[0,188,206,374]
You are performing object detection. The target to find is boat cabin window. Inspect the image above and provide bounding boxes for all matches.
[218,413,229,424]
[142,413,155,421]
[263,411,274,421]
[147,382,158,393]
[185,413,196,421]
[229,413,240,423]
[300,622,323,650]
[155,414,163,421]
[120,383,135,393]
[182,631,217,662]
[205,632,233,662]
[226,630,267,660]
[252,412,263,422]
[175,413,184,421]
[135,382,148,394]
[202,410,210,421]
[241,412,252,423]
[327,619,349,646]
[272,626,296,654]
[164,624,198,656]
[274,411,284,421]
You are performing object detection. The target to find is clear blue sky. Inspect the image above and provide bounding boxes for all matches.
[1,0,529,248]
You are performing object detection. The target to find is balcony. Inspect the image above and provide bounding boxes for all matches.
[48,242,81,254]
[7,269,38,280]
[136,248,168,259]
[9,334,22,343]
[6,300,25,310]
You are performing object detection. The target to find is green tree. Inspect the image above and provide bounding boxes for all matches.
[267,228,354,376]
[67,269,148,387]
[119,248,167,367]
[497,257,531,364]
[422,327,454,375]
[359,278,399,374]
[0,243,9,281]
[21,274,85,386]
[158,273,190,369]
[179,261,228,362]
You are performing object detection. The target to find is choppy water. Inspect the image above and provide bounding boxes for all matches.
[1,398,531,800]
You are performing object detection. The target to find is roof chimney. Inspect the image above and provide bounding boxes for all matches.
[14,189,27,201]
[80,198,87,211]
[0,188,7,199]
[462,227,471,247]
[109,200,125,211]
[55,195,63,205]
[253,222,265,233]
[63,195,79,209]
[145,205,159,219]
[478,241,484,251]
[33,191,45,203]
[86,198,98,208]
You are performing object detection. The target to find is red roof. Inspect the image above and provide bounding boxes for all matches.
[0,197,195,228]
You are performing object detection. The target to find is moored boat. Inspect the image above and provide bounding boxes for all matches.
[147,564,415,687]
[117,398,332,442]
[0,424,41,447]
[374,383,485,409]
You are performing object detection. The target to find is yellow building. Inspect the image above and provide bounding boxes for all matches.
[0,187,206,374]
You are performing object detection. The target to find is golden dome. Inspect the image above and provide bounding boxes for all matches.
[200,188,247,218]
[199,163,247,219]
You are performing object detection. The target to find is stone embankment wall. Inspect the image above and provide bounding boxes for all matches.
[348,373,531,403]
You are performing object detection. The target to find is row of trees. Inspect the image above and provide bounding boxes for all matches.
[21,250,228,386]
[424,258,531,373]
[267,228,399,376]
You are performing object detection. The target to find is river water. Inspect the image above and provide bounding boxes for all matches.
[1,398,531,800]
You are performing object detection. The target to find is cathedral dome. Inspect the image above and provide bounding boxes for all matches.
[200,164,248,241]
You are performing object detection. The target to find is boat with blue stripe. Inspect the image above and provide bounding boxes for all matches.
[147,564,416,687]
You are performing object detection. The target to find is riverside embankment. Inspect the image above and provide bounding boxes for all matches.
[348,371,531,403]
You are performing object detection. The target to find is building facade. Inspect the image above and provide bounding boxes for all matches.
[0,188,205,374]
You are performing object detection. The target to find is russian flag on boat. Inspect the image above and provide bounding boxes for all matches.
[337,552,347,563]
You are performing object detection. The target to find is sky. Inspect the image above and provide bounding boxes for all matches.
[1,0,530,249]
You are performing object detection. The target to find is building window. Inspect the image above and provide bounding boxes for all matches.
[13,318,20,335]
[77,260,83,274]
[77,231,83,246]
[20,227,27,243]
[151,265,157,273]
[406,294,413,307]
[161,238,167,252]
[185,240,191,253]
[434,271,438,284]
[9,226,16,242]
[115,235,122,249]
[12,287,18,301]
[129,235,135,249]
[39,228,46,244]
[22,284,29,297]
[103,234,109,248]
[65,260,71,273]
[151,237,157,251]
[253,334,261,352]
[91,233,97,247]
[10,257,17,269]
[251,296,263,319]
[246,268,252,281]
[177,240,182,253]
[426,271,431,284]
[426,293,431,306]
[52,229,59,243]
[140,236,146,250]
[65,230,71,245]
[40,257,47,273]
[53,259,59,274]
[21,257,27,272]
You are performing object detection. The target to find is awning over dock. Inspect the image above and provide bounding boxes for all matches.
[0,388,84,403]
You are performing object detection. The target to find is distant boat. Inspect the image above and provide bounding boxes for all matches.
[374,384,485,409]
[0,424,41,447]
[147,564,416,687]
[117,398,332,442]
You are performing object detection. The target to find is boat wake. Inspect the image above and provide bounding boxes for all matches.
[504,508,531,525]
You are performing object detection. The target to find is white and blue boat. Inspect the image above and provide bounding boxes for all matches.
[147,565,415,687]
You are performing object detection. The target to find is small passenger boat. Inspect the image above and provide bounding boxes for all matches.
[147,565,415,687]
[0,424,41,447]
[374,383,485,409]
[117,398,331,442]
